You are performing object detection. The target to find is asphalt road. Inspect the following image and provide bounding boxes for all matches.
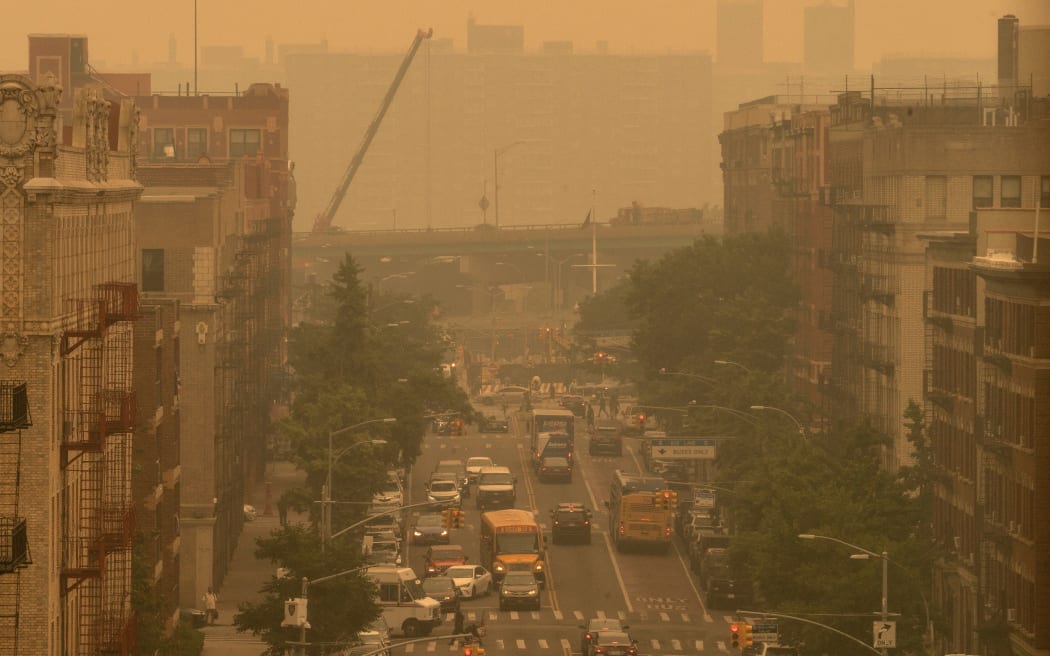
[400,399,738,655]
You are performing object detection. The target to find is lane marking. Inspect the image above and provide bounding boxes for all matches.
[660,612,671,622]
[539,639,549,649]
[696,640,704,650]
[517,442,560,613]
[601,531,634,613]
[426,640,436,652]
[681,612,691,622]
[573,610,584,620]
[671,533,710,616]
[531,611,540,620]
[495,639,505,650]
[617,610,627,620]
[516,639,526,649]
[596,609,606,620]
[553,610,563,620]
[405,644,415,653]
[488,611,498,621]
[671,638,683,650]
[467,611,477,621]
[510,611,519,620]
[650,639,661,650]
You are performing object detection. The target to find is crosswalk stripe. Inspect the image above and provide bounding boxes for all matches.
[573,610,584,620]
[696,640,704,650]
[510,611,520,620]
[467,612,477,622]
[426,640,436,652]
[671,639,683,650]
[539,639,549,649]
[488,612,498,622]
[405,644,415,653]
[717,640,728,650]
[448,643,457,652]
[724,615,735,623]
[495,639,505,650]
[596,609,607,620]
[650,639,661,650]
[618,610,627,620]
[516,639,526,649]
[681,613,690,623]
[560,638,571,651]
[553,610,563,620]
[704,612,714,623]
[531,611,540,620]
[660,612,671,622]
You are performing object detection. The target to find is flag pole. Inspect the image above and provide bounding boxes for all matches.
[591,188,597,294]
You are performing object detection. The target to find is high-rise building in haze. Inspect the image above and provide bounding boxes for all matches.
[286,19,714,231]
[717,0,763,69]
[803,0,855,75]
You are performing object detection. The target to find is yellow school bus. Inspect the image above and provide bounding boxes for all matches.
[480,509,546,584]
[608,470,673,552]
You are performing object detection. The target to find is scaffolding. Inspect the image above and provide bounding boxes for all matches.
[61,282,137,656]
[0,382,31,655]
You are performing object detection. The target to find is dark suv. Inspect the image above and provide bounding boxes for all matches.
[550,503,592,544]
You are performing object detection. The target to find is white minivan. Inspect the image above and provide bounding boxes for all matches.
[367,566,443,637]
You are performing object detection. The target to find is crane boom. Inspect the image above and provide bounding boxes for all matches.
[313,28,433,233]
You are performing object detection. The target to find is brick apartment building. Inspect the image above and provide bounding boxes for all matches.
[922,209,1050,656]
[0,69,141,654]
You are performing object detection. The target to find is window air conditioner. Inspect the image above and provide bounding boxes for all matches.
[1008,520,1016,533]
[953,536,962,552]
[1007,608,1017,622]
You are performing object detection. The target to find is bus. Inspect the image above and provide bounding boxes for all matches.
[606,470,674,552]
[480,509,546,585]
[528,408,575,463]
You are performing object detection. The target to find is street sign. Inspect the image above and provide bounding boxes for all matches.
[751,622,779,643]
[873,621,897,648]
[649,439,716,460]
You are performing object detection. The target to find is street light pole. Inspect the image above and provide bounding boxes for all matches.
[799,534,890,656]
[324,418,397,553]
[714,359,752,374]
[494,140,525,229]
[750,404,806,439]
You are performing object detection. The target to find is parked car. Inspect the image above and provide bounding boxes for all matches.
[443,564,493,599]
[579,618,628,655]
[409,513,450,545]
[373,473,404,508]
[421,576,460,614]
[422,544,468,577]
[550,503,592,544]
[536,455,573,483]
[498,571,541,611]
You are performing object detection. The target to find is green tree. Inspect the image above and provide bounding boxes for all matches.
[234,526,379,656]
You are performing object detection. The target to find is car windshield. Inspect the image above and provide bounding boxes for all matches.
[430,480,457,492]
[479,472,513,485]
[444,566,474,579]
[381,480,400,493]
[503,573,535,585]
[589,619,623,631]
[402,577,425,601]
[467,457,493,469]
[496,533,539,554]
[416,515,442,527]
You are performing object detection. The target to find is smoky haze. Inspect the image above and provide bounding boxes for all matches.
[4,0,1048,231]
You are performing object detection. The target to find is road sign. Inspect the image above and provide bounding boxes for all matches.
[873,621,896,648]
[648,439,716,460]
[751,622,779,643]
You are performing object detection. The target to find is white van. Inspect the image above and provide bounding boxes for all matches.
[476,466,516,511]
[367,566,443,637]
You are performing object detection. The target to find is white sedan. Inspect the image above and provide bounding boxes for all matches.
[444,564,493,599]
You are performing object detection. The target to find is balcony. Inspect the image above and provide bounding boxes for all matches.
[862,341,895,375]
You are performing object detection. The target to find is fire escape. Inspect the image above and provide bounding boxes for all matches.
[60,283,137,655]
[0,382,31,655]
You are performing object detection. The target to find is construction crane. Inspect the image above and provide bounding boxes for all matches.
[312,28,433,233]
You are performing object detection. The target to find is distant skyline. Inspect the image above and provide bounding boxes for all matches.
[3,0,1048,72]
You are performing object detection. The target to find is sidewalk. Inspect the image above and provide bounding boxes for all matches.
[201,460,307,655]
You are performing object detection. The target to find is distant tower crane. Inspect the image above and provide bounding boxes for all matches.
[312,28,433,233]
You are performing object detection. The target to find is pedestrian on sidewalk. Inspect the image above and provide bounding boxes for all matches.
[202,587,218,625]
[277,494,289,526]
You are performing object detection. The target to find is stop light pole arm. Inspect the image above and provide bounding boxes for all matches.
[733,610,882,655]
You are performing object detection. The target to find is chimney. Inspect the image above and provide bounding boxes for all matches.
[997,15,1019,86]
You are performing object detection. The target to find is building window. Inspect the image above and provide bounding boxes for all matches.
[973,176,993,208]
[142,249,164,292]
[1000,175,1021,208]
[229,129,261,158]
[153,128,175,159]
[1040,176,1049,209]
[187,128,208,160]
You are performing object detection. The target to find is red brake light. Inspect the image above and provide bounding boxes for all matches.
[464,649,472,656]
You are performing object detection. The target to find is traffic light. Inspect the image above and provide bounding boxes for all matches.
[731,623,740,649]
[451,510,465,528]
[668,491,679,510]
[441,508,453,528]
[740,623,753,648]
[654,490,672,510]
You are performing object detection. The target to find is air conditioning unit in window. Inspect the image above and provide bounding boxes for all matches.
[1008,520,1016,533]
[1007,608,1017,622]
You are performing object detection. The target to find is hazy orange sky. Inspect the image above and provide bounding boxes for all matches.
[2,0,1047,71]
